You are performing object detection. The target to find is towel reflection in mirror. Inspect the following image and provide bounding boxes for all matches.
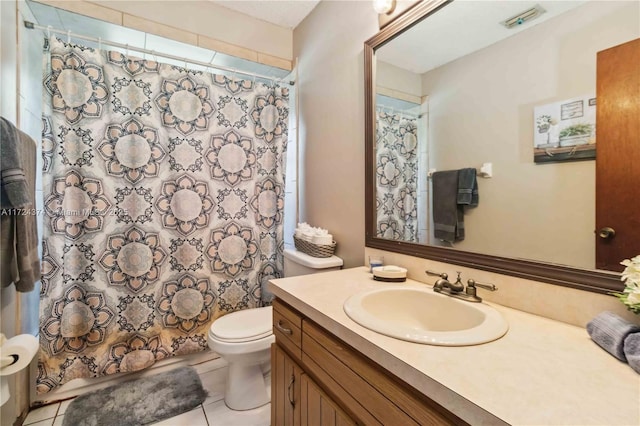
[432,168,478,243]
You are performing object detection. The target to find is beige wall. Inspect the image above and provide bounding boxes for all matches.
[421,1,639,269]
[376,60,422,101]
[293,1,378,268]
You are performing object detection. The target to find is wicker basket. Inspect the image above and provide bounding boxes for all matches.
[293,236,336,258]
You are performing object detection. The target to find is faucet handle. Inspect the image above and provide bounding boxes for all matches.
[455,271,463,283]
[426,270,448,279]
[467,279,497,291]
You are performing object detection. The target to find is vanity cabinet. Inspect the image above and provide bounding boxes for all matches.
[271,343,303,425]
[271,299,464,425]
[271,299,355,426]
[300,373,355,426]
[272,343,356,426]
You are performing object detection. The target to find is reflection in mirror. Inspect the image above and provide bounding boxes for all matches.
[372,0,639,272]
[375,92,426,243]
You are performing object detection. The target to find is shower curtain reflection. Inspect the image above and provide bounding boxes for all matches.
[375,95,423,243]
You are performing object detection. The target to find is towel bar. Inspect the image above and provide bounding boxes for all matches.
[427,163,492,178]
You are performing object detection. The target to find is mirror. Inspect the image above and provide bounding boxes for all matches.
[365,0,639,293]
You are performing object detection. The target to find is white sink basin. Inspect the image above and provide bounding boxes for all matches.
[343,287,508,346]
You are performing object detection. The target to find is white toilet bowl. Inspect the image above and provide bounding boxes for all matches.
[208,306,274,411]
[208,248,343,411]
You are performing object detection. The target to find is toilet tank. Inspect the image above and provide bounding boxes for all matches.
[283,248,343,277]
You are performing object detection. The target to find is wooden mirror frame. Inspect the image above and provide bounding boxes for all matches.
[364,0,622,294]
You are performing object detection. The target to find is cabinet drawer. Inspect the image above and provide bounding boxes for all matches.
[273,299,303,329]
[273,299,303,359]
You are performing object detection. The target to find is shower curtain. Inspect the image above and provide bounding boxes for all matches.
[375,110,419,242]
[37,37,288,393]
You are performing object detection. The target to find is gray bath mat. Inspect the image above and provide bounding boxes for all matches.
[62,366,207,426]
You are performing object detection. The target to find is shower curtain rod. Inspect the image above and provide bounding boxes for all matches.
[376,105,422,119]
[24,21,295,86]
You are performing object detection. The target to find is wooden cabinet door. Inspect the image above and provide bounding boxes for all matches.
[272,344,302,426]
[300,373,356,426]
[595,38,640,271]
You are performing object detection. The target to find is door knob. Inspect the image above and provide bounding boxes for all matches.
[598,227,616,239]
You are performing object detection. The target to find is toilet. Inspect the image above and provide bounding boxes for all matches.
[208,247,343,410]
[282,248,344,278]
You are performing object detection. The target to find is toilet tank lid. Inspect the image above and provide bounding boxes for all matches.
[284,248,343,269]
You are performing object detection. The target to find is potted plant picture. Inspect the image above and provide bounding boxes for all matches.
[533,94,596,163]
[559,123,594,147]
[536,115,552,134]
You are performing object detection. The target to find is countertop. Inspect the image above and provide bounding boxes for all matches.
[267,267,640,426]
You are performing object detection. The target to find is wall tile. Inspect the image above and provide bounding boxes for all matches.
[256,52,291,71]
[198,35,257,63]
[18,23,44,116]
[35,1,122,25]
[123,14,197,46]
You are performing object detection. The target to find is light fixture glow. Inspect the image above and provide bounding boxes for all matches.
[373,0,395,14]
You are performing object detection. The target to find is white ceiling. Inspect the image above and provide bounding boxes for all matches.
[210,0,321,29]
[377,1,587,75]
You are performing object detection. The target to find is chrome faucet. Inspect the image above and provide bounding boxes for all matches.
[425,270,497,303]
[426,270,451,291]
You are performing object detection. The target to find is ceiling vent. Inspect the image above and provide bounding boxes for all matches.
[500,5,546,29]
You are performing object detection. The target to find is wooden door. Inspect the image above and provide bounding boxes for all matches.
[300,374,355,426]
[595,38,640,271]
[272,344,302,426]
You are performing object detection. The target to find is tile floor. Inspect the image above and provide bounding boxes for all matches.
[23,361,271,426]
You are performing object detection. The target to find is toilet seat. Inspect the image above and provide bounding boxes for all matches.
[207,306,274,411]
[210,306,273,343]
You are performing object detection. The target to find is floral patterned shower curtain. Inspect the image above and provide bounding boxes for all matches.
[37,37,288,393]
[375,110,419,242]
